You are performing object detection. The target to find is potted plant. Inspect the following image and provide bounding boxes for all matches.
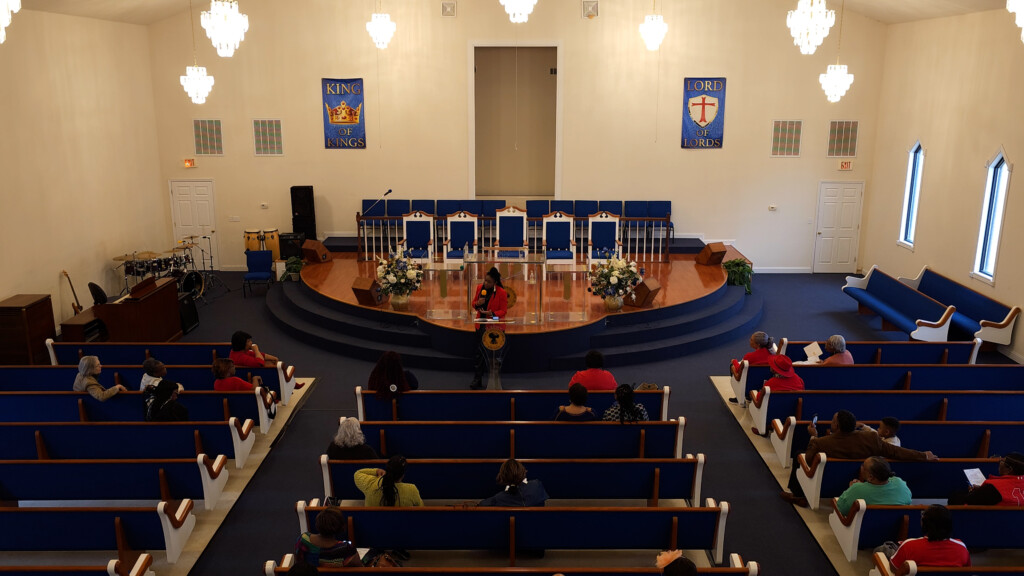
[723,258,753,294]
[587,254,643,311]
[282,256,304,281]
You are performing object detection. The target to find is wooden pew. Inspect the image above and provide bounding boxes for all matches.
[871,551,1024,576]
[46,339,233,366]
[264,558,761,576]
[295,501,731,565]
[0,388,277,434]
[776,338,982,365]
[792,455,999,510]
[320,456,705,506]
[768,419,1024,468]
[829,502,1024,562]
[359,419,685,459]
[356,386,672,422]
[0,503,195,564]
[0,563,152,576]
[0,420,255,468]
[0,457,228,511]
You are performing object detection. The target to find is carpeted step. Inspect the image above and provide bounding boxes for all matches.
[592,286,747,347]
[669,238,706,254]
[601,283,729,327]
[322,236,358,252]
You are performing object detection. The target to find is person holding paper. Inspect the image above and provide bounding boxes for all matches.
[949,452,1024,506]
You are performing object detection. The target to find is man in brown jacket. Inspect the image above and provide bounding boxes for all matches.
[780,409,938,507]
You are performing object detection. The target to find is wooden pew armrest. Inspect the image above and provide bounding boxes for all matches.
[980,305,1021,329]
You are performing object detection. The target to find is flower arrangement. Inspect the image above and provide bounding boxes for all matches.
[376,253,424,297]
[587,254,644,301]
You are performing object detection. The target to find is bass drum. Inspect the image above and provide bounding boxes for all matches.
[179,271,205,297]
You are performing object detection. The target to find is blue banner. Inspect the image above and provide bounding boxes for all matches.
[681,77,726,149]
[322,78,365,149]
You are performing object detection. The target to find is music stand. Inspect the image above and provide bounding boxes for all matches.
[195,233,230,302]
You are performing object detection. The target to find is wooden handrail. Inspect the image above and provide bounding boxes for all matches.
[916,305,955,329]
[980,305,1020,329]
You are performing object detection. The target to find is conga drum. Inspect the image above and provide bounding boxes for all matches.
[244,229,262,252]
[262,228,280,261]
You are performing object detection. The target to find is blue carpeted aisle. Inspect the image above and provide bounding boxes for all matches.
[179,272,970,576]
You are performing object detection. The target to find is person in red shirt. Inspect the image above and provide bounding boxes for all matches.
[569,350,618,391]
[889,504,970,570]
[470,267,508,390]
[949,452,1024,506]
[728,331,774,404]
[751,354,803,405]
[229,330,280,368]
[212,358,261,391]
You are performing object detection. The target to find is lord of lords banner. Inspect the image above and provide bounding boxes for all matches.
[681,77,726,149]
[322,78,366,149]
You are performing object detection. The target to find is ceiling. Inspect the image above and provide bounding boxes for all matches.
[20,0,1010,27]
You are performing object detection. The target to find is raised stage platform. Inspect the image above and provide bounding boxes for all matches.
[266,250,762,372]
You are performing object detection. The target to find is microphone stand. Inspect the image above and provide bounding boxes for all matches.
[197,231,229,303]
[363,189,392,256]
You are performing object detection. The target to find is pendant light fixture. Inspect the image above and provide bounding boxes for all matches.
[787,0,835,55]
[366,1,396,49]
[0,0,21,44]
[181,0,215,104]
[499,0,538,24]
[819,0,853,103]
[201,0,249,57]
[1009,0,1024,43]
[639,0,668,51]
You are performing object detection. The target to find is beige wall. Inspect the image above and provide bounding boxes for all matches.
[862,9,1024,360]
[475,46,557,197]
[0,10,165,327]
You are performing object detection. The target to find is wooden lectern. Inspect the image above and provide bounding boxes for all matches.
[695,242,727,266]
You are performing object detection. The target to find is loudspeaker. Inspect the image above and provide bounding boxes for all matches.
[695,242,727,266]
[301,239,332,264]
[351,277,385,307]
[627,278,662,308]
[279,232,305,260]
[291,186,316,240]
[179,293,199,334]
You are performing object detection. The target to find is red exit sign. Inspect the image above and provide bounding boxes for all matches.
[839,160,853,171]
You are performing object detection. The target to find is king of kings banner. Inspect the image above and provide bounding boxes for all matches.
[322,78,365,149]
[681,77,726,149]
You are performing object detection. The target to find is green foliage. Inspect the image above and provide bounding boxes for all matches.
[723,258,753,294]
[281,256,304,281]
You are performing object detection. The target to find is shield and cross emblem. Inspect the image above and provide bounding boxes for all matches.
[687,94,719,128]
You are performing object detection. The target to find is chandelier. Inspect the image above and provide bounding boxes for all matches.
[499,0,538,24]
[1009,0,1024,43]
[180,0,215,104]
[366,13,396,49]
[201,0,249,57]
[639,1,667,51]
[0,0,21,45]
[787,0,835,55]
[819,0,853,102]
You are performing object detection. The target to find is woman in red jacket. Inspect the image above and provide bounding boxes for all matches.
[470,267,508,390]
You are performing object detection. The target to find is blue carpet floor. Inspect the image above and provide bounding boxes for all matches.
[180,271,1006,575]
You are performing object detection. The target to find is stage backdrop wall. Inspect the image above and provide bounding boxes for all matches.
[145,0,887,274]
[861,8,1024,360]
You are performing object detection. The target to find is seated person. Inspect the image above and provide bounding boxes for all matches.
[139,357,183,392]
[569,350,618,391]
[835,457,912,515]
[949,452,1024,506]
[367,351,418,401]
[603,384,650,422]
[821,334,854,365]
[554,383,597,421]
[478,459,549,507]
[327,417,379,460]
[145,380,189,422]
[211,358,262,391]
[730,331,774,381]
[72,356,126,401]
[354,455,423,507]
[878,417,901,446]
[230,330,280,368]
[888,504,970,569]
[656,550,697,576]
[750,355,804,405]
[293,507,361,567]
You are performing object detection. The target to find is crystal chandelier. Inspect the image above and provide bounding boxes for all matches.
[180,0,215,104]
[819,0,853,102]
[787,0,835,55]
[366,12,396,49]
[499,0,538,24]
[639,1,667,51]
[1009,0,1024,43]
[201,0,249,57]
[0,0,21,45]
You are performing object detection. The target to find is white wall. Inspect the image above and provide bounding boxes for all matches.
[863,9,1024,360]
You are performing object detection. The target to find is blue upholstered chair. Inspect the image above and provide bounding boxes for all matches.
[444,211,477,264]
[574,200,599,249]
[243,250,273,298]
[480,200,506,248]
[526,200,550,251]
[385,199,410,247]
[550,200,574,216]
[435,199,462,248]
[400,211,434,264]
[599,200,622,216]
[588,211,621,266]
[542,211,576,273]
[495,206,528,259]
[648,200,673,239]
[411,199,435,216]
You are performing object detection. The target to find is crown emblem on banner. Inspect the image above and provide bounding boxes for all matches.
[325,101,362,124]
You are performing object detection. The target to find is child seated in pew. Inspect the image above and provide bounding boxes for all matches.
[212,358,263,391]
[835,457,912,515]
[554,384,597,421]
[478,459,549,507]
[145,380,189,422]
[140,358,184,392]
[293,507,361,568]
[876,504,970,569]
[656,550,698,575]
[602,384,650,423]
[72,356,127,401]
[230,330,280,368]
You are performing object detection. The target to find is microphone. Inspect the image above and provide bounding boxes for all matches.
[364,188,392,216]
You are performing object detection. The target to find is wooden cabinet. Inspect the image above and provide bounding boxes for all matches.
[0,294,57,365]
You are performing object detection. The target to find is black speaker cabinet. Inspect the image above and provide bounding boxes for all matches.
[279,232,305,260]
[291,186,316,240]
[179,293,199,334]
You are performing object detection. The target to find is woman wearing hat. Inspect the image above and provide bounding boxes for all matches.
[949,452,1024,506]
[751,354,804,404]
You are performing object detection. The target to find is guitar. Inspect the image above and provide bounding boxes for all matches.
[62,270,83,315]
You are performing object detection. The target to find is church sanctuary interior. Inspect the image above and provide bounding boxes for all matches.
[2,1,1024,576]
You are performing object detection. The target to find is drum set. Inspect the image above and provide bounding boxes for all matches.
[113,236,207,298]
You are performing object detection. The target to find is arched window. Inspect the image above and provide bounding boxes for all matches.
[973,149,1013,283]
[898,142,924,249]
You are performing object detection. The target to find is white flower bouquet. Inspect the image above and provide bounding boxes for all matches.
[376,253,424,297]
[587,255,643,301]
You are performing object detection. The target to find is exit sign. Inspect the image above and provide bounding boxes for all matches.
[839,160,853,171]
[184,158,196,168]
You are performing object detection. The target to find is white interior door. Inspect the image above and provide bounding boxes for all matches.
[170,180,220,270]
[813,181,863,273]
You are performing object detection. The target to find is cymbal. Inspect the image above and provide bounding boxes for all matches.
[112,254,134,261]
[136,251,161,258]
[182,235,199,240]
[174,243,196,250]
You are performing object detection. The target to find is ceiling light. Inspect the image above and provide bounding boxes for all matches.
[366,12,396,49]
[181,0,215,104]
[819,0,853,102]
[201,0,249,57]
[787,0,835,55]
[639,1,668,52]
[499,0,538,24]
[0,0,21,45]
[1009,0,1024,43]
